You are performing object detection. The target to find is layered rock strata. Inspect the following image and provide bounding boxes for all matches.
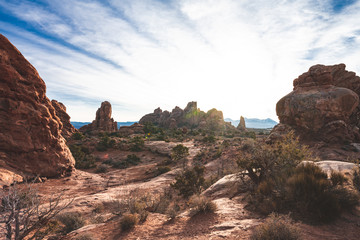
[270,64,360,144]
[79,101,118,133]
[0,34,75,181]
[51,100,77,139]
[139,101,232,131]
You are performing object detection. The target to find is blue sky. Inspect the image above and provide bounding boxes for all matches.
[1,0,360,121]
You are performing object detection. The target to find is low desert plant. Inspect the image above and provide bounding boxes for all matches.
[250,214,301,240]
[76,234,95,240]
[92,203,105,214]
[72,132,85,140]
[156,166,171,176]
[57,212,85,233]
[330,170,347,186]
[171,165,205,198]
[353,163,360,191]
[129,136,144,152]
[0,182,72,240]
[69,144,96,169]
[237,132,311,185]
[120,213,139,231]
[171,144,189,164]
[96,135,116,151]
[189,195,217,215]
[286,163,359,222]
[95,164,109,173]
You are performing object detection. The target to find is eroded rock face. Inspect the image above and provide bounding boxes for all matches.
[271,64,360,144]
[119,123,144,136]
[51,100,77,139]
[237,116,246,130]
[139,101,233,131]
[0,34,75,179]
[79,101,118,133]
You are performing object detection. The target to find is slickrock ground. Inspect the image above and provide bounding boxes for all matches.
[12,141,359,240]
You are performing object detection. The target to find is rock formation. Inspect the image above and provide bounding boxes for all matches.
[0,34,75,183]
[51,100,77,139]
[237,116,246,130]
[270,64,360,144]
[119,123,144,136]
[139,101,233,131]
[79,101,118,133]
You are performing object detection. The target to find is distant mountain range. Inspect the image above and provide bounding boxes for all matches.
[72,118,277,130]
[224,118,278,129]
[71,121,136,129]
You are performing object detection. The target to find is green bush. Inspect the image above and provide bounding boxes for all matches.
[57,212,85,233]
[171,144,189,161]
[95,164,109,173]
[171,166,205,198]
[69,144,96,169]
[126,154,141,165]
[129,136,144,152]
[202,135,216,143]
[96,135,116,151]
[72,132,85,140]
[237,132,310,185]
[286,163,359,222]
[244,131,256,139]
[250,214,301,240]
[120,213,139,231]
[156,166,171,175]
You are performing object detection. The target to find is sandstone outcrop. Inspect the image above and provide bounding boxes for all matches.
[270,64,360,144]
[0,34,75,182]
[119,123,144,136]
[79,101,118,133]
[139,101,233,131]
[51,100,77,139]
[237,116,246,131]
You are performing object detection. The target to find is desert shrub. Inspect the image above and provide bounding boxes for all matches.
[244,131,256,139]
[69,144,96,169]
[189,195,217,215]
[237,132,310,185]
[330,170,347,186]
[202,135,216,143]
[129,136,144,152]
[286,163,359,222]
[171,144,189,161]
[104,155,141,169]
[102,200,122,214]
[57,212,85,233]
[120,213,139,231]
[250,214,301,240]
[0,183,72,240]
[96,135,116,151]
[103,158,114,165]
[72,132,85,140]
[76,234,95,240]
[95,164,109,173]
[92,203,105,213]
[143,122,161,135]
[126,154,141,165]
[353,164,360,191]
[171,165,205,198]
[156,166,171,176]
[128,198,148,223]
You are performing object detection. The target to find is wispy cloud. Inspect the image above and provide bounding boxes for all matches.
[1,0,360,121]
